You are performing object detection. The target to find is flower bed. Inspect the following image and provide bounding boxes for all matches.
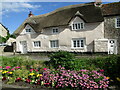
[1,65,110,89]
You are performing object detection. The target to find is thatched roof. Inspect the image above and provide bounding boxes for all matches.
[101,2,120,16]
[14,2,104,35]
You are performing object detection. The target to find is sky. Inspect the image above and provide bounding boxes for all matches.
[1,0,120,34]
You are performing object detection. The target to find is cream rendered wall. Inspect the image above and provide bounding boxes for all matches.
[0,24,8,37]
[16,17,105,53]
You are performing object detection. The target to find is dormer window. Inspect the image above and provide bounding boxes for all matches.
[72,22,84,30]
[116,17,120,28]
[52,28,58,34]
[26,29,31,32]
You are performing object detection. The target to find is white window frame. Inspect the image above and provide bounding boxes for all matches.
[72,22,84,30]
[33,41,41,48]
[72,38,85,48]
[52,28,59,34]
[115,17,120,28]
[50,40,59,48]
[26,28,31,32]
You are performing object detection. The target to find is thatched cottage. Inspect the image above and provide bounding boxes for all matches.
[14,2,120,54]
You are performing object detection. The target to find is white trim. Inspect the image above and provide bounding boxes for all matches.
[50,40,59,48]
[115,17,120,28]
[108,39,117,54]
[33,41,41,48]
[71,38,85,49]
[71,22,85,30]
[52,27,59,34]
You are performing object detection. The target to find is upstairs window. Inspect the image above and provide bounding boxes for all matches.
[52,28,58,34]
[116,18,120,28]
[33,41,41,48]
[26,29,31,32]
[72,38,85,48]
[72,22,84,30]
[50,40,59,48]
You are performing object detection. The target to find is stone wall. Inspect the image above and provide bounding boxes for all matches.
[104,16,120,54]
[94,39,108,52]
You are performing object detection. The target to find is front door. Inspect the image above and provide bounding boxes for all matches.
[20,41,27,54]
[108,39,117,54]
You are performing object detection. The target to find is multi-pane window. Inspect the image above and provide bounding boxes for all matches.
[33,41,41,47]
[72,38,85,48]
[53,28,58,34]
[50,40,59,48]
[26,29,31,32]
[72,22,84,30]
[116,18,120,28]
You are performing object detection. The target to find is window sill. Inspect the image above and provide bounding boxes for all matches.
[71,47,84,50]
[33,47,41,48]
[72,29,85,31]
[115,27,120,29]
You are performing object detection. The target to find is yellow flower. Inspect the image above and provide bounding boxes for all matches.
[2,71,8,74]
[106,77,110,79]
[37,74,42,77]
[116,77,120,82]
[9,72,13,74]
[29,73,35,76]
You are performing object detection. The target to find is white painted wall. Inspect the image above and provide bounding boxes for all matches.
[16,17,105,53]
[20,24,36,34]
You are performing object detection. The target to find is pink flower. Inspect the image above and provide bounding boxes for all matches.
[11,68,15,71]
[15,66,20,69]
[6,66,11,69]
[0,66,2,68]
[30,69,34,72]
[43,68,47,70]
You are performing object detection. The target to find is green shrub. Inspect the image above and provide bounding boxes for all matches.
[86,55,120,81]
[73,58,97,71]
[48,51,75,70]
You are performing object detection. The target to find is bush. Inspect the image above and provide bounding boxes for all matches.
[49,51,75,70]
[86,55,120,83]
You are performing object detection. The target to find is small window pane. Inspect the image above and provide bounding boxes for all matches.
[75,24,78,29]
[50,40,59,48]
[26,29,31,32]
[53,28,58,33]
[81,23,83,29]
[78,23,80,29]
[73,24,75,29]
[117,18,120,28]
[33,41,41,47]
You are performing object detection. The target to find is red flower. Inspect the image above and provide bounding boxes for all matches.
[26,79,31,83]
[35,69,38,72]
[30,69,34,72]
[2,77,6,81]
[16,77,22,82]
[0,66,2,68]
[100,69,104,72]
